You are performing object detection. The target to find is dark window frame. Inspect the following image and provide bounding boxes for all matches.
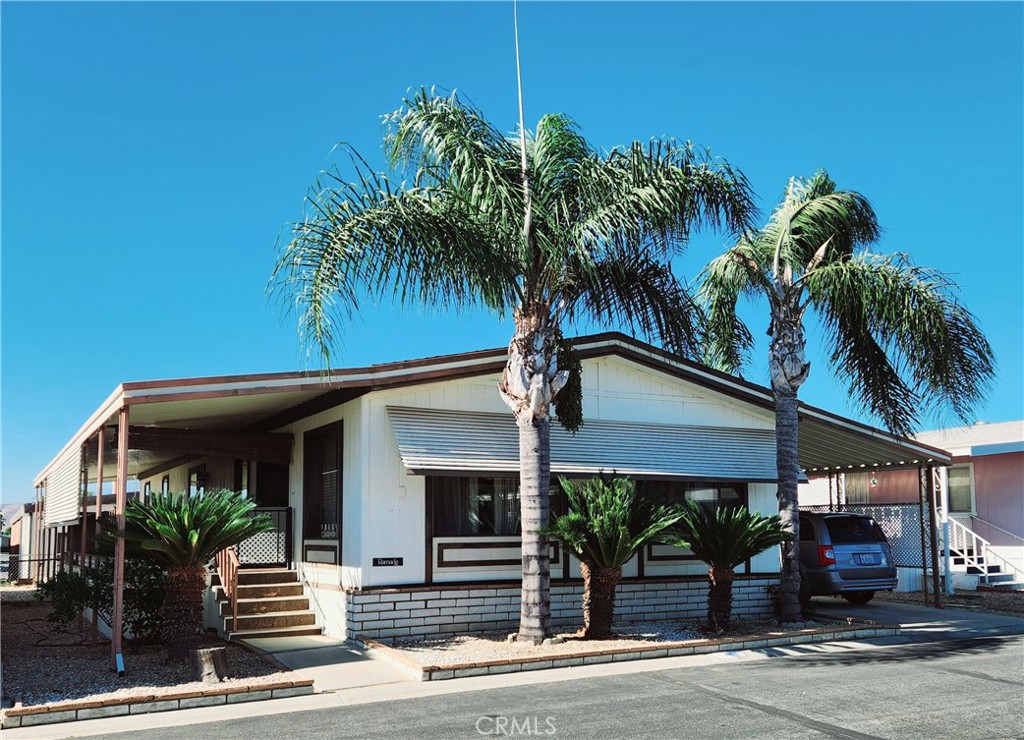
[303,421,343,542]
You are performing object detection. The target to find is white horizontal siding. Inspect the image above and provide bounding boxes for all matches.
[44,445,83,526]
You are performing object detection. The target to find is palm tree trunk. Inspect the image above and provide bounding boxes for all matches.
[163,565,206,661]
[581,562,621,639]
[707,566,735,632]
[517,413,551,644]
[499,306,567,645]
[769,312,809,624]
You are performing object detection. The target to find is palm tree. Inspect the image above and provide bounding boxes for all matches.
[699,170,994,623]
[541,477,684,639]
[672,501,788,632]
[271,88,755,643]
[106,490,273,660]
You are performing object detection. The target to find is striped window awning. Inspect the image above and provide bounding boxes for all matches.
[387,406,779,482]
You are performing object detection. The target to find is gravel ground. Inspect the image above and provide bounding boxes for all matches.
[874,588,1024,616]
[1,602,295,706]
[390,616,829,667]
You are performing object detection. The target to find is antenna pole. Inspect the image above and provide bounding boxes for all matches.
[513,0,533,249]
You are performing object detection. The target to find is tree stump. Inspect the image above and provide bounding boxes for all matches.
[190,647,230,684]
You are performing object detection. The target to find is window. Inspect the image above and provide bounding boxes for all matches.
[844,473,870,504]
[635,480,746,512]
[430,476,521,536]
[161,475,170,495]
[187,465,207,497]
[143,482,151,502]
[947,464,974,513]
[824,515,887,544]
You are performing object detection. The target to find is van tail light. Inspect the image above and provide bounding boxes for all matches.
[818,546,836,566]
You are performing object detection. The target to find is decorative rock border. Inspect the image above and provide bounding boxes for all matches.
[355,620,899,681]
[0,679,315,730]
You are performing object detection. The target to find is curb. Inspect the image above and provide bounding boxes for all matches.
[0,678,315,730]
[355,620,901,681]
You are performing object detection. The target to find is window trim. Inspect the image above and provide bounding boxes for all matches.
[947,463,976,515]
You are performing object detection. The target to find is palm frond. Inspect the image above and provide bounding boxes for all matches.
[671,500,789,571]
[384,87,523,224]
[100,490,274,570]
[804,253,994,434]
[697,243,766,373]
[270,158,521,365]
[573,139,757,262]
[564,254,704,358]
[540,477,684,569]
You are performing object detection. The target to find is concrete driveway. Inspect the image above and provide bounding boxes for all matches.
[808,596,1024,640]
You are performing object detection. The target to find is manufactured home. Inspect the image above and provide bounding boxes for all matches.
[32,334,951,641]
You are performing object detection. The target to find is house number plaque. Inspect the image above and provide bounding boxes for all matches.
[373,557,403,567]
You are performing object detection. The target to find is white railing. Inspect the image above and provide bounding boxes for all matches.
[937,507,1024,585]
[970,517,1024,548]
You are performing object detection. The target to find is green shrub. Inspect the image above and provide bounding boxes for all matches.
[37,558,167,652]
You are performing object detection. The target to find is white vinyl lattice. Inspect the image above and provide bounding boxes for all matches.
[801,503,930,567]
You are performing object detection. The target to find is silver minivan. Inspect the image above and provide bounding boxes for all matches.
[799,512,898,604]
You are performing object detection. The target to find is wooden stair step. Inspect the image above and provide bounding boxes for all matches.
[225,609,317,631]
[220,596,310,616]
[236,569,299,585]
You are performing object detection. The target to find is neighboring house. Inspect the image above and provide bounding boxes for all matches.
[803,420,1024,590]
[2,503,35,583]
[31,334,949,641]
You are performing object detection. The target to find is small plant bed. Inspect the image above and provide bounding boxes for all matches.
[360,615,897,681]
[1,602,310,728]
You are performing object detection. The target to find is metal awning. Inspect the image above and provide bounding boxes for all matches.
[388,406,780,481]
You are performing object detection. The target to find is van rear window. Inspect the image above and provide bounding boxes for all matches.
[825,517,886,544]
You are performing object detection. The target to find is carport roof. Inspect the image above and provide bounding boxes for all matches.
[34,332,951,488]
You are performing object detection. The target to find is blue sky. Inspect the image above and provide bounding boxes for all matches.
[2,2,1022,504]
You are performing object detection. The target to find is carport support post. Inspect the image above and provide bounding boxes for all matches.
[111,405,129,674]
[93,426,105,646]
[937,467,953,596]
[917,466,931,606]
[925,464,943,608]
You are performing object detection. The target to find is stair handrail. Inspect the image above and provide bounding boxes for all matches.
[969,516,1024,548]
[936,506,1024,584]
[215,545,240,635]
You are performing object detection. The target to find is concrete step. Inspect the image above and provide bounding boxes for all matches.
[237,569,299,586]
[225,609,317,632]
[227,624,324,641]
[220,596,310,616]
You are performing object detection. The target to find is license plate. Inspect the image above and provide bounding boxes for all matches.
[858,553,879,565]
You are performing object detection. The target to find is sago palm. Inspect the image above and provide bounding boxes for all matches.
[271,88,755,643]
[541,477,683,639]
[109,490,273,660]
[699,170,994,623]
[672,501,788,632]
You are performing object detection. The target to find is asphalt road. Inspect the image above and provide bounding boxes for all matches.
[84,634,1024,740]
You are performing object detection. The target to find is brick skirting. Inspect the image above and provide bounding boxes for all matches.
[345,575,780,640]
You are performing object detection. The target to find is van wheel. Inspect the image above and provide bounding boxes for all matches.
[841,591,875,605]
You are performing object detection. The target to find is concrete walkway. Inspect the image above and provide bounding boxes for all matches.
[240,634,415,692]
